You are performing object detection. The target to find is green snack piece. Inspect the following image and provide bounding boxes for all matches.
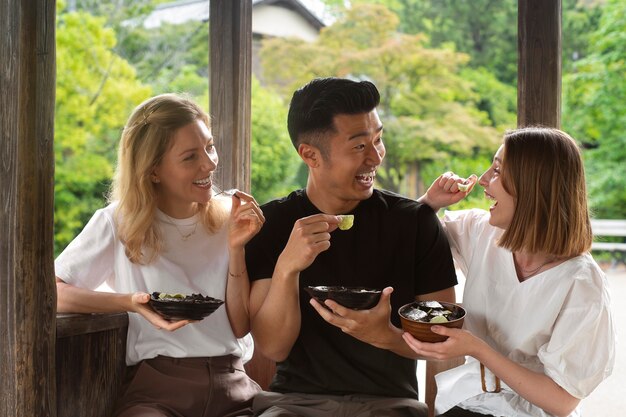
[159,292,185,299]
[338,215,354,230]
[429,315,449,323]
[457,182,470,192]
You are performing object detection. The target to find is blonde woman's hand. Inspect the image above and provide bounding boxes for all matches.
[131,292,191,331]
[228,191,265,250]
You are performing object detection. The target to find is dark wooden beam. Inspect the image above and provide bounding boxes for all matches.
[518,0,562,128]
[0,0,57,416]
[210,0,253,192]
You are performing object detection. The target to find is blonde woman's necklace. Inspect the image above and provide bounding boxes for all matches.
[163,212,198,241]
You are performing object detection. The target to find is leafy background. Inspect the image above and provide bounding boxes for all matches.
[54,0,625,255]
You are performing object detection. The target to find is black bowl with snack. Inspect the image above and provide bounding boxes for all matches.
[304,286,382,310]
[149,292,224,321]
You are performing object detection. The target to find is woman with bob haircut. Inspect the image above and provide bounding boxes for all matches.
[55,93,264,417]
[406,127,615,417]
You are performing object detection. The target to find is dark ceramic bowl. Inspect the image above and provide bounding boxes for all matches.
[304,286,382,310]
[149,292,224,321]
[399,301,466,343]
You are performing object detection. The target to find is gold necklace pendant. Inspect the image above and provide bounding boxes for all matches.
[163,212,198,241]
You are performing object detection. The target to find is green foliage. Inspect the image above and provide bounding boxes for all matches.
[563,0,626,219]
[55,4,151,255]
[260,4,511,197]
[329,0,601,88]
[117,21,210,95]
[250,77,302,204]
[562,0,603,73]
[343,0,518,85]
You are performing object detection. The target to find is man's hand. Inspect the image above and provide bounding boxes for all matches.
[275,213,340,276]
[309,286,399,349]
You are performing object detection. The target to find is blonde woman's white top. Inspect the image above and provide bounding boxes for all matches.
[55,202,249,365]
[435,209,615,417]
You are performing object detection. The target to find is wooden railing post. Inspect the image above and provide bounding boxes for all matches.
[518,0,562,128]
[209,0,253,192]
[0,0,57,416]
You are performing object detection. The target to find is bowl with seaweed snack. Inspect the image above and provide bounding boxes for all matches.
[399,301,465,343]
[304,286,381,310]
[149,292,224,321]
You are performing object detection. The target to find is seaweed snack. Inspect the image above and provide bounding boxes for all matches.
[338,215,354,230]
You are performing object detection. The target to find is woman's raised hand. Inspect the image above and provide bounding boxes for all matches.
[419,172,478,211]
[228,191,265,250]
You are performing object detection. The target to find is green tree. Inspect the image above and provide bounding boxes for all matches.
[260,4,510,199]
[326,0,602,87]
[563,0,626,219]
[55,2,151,255]
[250,77,302,204]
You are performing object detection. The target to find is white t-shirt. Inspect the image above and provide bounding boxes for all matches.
[435,209,615,417]
[55,201,250,365]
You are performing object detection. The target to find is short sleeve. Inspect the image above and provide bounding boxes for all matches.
[54,207,117,290]
[538,272,616,398]
[441,209,489,275]
[413,204,458,295]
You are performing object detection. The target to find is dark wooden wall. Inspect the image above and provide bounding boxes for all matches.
[0,1,57,416]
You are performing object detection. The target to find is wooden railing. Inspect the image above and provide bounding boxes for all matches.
[56,313,128,417]
[591,219,626,267]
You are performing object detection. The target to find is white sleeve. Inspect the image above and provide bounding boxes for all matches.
[441,209,488,275]
[54,207,117,290]
[539,270,616,398]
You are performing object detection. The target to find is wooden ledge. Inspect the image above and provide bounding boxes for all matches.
[56,312,129,338]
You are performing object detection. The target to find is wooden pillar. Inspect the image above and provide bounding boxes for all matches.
[209,0,253,191]
[518,0,562,128]
[0,0,57,416]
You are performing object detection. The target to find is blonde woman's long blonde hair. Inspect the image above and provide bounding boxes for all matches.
[110,93,228,264]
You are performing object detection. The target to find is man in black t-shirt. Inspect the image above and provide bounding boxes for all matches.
[246,78,457,417]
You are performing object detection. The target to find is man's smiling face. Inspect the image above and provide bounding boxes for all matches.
[307,110,385,214]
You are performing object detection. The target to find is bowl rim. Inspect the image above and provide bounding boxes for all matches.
[149,292,224,305]
[398,300,466,324]
[304,285,382,294]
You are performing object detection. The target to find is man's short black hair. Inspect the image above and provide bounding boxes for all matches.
[287,77,381,155]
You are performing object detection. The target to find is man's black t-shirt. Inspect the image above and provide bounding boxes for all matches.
[245,189,457,399]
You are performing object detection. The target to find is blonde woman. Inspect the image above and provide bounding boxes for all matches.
[406,127,615,417]
[55,93,264,417]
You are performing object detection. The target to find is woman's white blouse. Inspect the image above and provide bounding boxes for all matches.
[435,209,615,417]
[55,202,250,365]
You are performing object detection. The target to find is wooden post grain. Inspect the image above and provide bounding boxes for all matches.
[518,0,562,128]
[209,0,253,192]
[0,0,57,416]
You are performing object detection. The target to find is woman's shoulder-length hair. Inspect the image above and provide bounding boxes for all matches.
[498,126,593,257]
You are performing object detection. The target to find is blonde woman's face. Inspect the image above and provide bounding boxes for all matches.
[152,120,218,218]
[478,145,515,229]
